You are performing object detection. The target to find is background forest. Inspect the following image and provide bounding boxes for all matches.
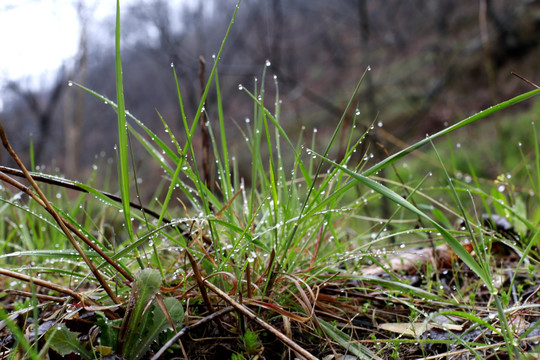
[2,0,540,184]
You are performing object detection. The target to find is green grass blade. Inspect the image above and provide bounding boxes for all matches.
[114,0,140,268]
[314,152,495,294]
[363,88,540,176]
[319,318,381,359]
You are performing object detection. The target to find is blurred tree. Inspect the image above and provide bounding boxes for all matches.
[7,68,66,164]
[2,0,540,184]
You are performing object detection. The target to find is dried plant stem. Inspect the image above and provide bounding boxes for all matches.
[1,268,84,304]
[199,55,212,191]
[0,165,188,236]
[0,121,121,303]
[203,279,318,360]
[150,306,235,360]
[0,171,133,282]
[185,250,215,314]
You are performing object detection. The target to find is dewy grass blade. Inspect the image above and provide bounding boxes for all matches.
[114,0,141,267]
[314,152,495,294]
[362,88,540,177]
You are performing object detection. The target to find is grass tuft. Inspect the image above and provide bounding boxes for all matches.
[1,1,540,358]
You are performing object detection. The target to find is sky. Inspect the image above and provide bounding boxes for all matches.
[0,0,143,112]
[0,0,192,112]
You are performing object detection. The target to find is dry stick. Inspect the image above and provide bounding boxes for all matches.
[185,250,215,314]
[150,306,235,360]
[199,55,212,192]
[4,290,68,303]
[0,165,187,236]
[0,122,120,303]
[203,280,318,360]
[0,268,84,304]
[0,171,133,283]
[511,72,540,89]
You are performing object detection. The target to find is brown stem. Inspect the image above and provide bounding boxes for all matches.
[203,279,318,360]
[199,55,213,192]
[0,171,133,283]
[0,121,120,303]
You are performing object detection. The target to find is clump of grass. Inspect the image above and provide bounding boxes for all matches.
[2,1,540,359]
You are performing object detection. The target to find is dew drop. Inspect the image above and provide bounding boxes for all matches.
[265,59,271,67]
[238,84,243,90]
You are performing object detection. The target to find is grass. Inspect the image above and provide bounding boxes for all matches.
[2,1,540,359]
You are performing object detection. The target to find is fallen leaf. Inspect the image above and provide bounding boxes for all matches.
[361,243,471,276]
[378,322,463,337]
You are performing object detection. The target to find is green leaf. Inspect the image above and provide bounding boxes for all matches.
[96,311,121,350]
[130,297,184,360]
[45,324,92,359]
[122,268,162,356]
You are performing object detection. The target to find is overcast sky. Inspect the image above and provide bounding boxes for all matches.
[0,1,113,111]
[0,0,194,112]
[0,1,113,83]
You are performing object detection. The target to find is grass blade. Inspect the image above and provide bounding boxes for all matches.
[363,88,540,176]
[314,152,495,294]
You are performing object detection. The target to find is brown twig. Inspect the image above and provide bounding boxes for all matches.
[150,306,235,360]
[3,289,68,303]
[203,279,318,360]
[0,268,83,304]
[0,121,120,303]
[0,171,133,283]
[511,72,540,89]
[199,55,213,192]
[0,165,191,238]
[185,250,215,314]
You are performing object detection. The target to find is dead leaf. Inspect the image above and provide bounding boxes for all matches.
[361,243,471,276]
[378,322,463,337]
